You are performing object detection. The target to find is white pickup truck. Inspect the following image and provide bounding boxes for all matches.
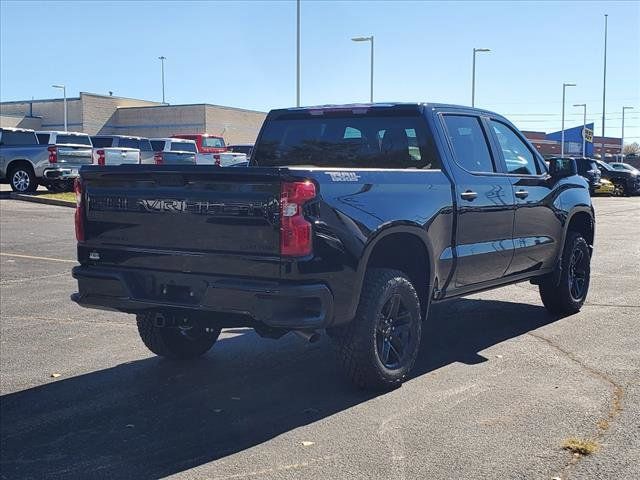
[88,135,141,165]
[91,135,153,164]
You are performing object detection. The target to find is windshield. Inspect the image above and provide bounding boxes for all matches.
[57,134,91,146]
[202,137,225,148]
[253,112,439,169]
[170,141,197,153]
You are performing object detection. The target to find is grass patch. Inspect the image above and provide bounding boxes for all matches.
[39,192,76,203]
[562,437,599,455]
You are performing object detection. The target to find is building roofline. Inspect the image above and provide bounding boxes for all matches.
[117,103,266,114]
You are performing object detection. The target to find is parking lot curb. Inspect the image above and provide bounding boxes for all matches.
[9,193,75,209]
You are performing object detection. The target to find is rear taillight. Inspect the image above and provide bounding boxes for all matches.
[48,146,57,163]
[213,154,221,166]
[280,181,316,257]
[154,152,163,165]
[74,178,85,242]
[96,149,105,166]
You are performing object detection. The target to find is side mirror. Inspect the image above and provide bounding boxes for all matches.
[549,157,577,179]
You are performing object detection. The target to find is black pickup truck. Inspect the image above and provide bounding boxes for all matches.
[72,103,595,390]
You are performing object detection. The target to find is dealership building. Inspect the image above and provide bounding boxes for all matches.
[523,125,622,158]
[0,92,267,145]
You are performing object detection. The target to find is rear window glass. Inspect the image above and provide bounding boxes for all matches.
[56,134,91,146]
[36,133,50,144]
[253,113,439,169]
[1,130,37,145]
[169,141,197,153]
[118,138,140,149]
[202,137,225,148]
[151,140,165,151]
[91,137,113,148]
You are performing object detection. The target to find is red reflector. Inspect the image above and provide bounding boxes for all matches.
[154,152,163,165]
[74,178,85,242]
[280,181,316,257]
[96,149,105,166]
[48,146,57,164]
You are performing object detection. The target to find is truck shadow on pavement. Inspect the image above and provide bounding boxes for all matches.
[0,297,561,479]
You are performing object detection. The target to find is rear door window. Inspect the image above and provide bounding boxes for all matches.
[442,115,495,173]
[1,130,38,145]
[118,138,140,149]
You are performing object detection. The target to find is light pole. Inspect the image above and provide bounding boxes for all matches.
[601,14,608,157]
[573,103,587,157]
[471,48,490,108]
[296,0,300,107]
[561,83,576,157]
[351,36,374,102]
[621,106,633,159]
[158,56,166,104]
[52,84,67,131]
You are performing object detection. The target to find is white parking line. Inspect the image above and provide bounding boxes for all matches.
[0,252,76,264]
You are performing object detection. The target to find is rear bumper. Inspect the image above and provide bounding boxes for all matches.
[71,265,334,330]
[43,167,82,180]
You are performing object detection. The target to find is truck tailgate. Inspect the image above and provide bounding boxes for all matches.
[57,145,93,165]
[100,147,140,165]
[79,166,283,277]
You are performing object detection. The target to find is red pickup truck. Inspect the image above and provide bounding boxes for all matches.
[172,134,246,166]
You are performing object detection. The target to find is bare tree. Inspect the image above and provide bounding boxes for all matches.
[622,142,640,155]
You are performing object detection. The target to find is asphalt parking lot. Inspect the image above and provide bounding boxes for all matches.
[0,197,638,480]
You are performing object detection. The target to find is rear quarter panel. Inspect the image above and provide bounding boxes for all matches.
[285,168,454,323]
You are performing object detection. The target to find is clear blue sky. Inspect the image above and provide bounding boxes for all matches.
[1,0,638,141]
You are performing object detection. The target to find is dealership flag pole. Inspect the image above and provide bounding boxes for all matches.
[622,106,633,159]
[561,83,576,157]
[574,103,587,157]
[601,14,608,157]
[296,0,300,107]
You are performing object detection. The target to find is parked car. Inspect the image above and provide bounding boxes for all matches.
[608,162,639,174]
[150,138,197,165]
[227,144,254,156]
[595,160,640,196]
[172,134,246,166]
[548,156,601,194]
[0,128,89,192]
[72,102,594,390]
[91,135,153,164]
[594,178,615,195]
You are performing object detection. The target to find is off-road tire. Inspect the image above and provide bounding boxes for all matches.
[334,268,422,390]
[539,231,591,315]
[9,164,37,193]
[136,313,221,359]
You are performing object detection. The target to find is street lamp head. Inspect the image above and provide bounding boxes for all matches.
[573,103,586,107]
[563,83,576,87]
[351,36,372,42]
[622,106,634,110]
[52,84,65,89]
[158,56,166,60]
[474,48,491,53]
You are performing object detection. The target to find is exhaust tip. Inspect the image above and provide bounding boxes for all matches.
[293,330,321,344]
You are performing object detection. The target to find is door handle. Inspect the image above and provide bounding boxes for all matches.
[460,190,478,201]
[515,190,529,199]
